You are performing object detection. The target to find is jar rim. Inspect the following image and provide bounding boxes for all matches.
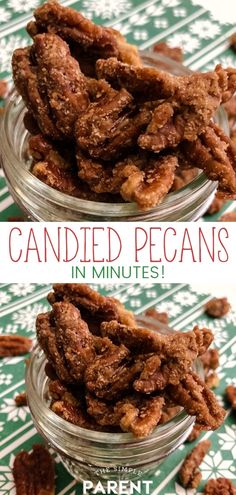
[26,316,197,445]
[1,51,226,219]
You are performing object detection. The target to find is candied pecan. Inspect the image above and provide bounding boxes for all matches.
[12,34,89,139]
[167,371,226,430]
[0,335,32,358]
[118,395,164,437]
[101,321,213,355]
[13,444,55,495]
[49,379,112,431]
[179,439,211,489]
[171,167,198,192]
[96,57,180,101]
[15,392,27,407]
[23,111,40,135]
[138,66,236,152]
[200,349,219,372]
[144,307,169,325]
[181,123,236,198]
[205,297,231,318]
[206,193,227,215]
[47,283,134,328]
[0,79,7,98]
[153,41,183,62]
[86,392,164,437]
[219,211,236,222]
[204,478,236,495]
[27,2,141,70]
[186,423,202,442]
[224,95,236,132]
[230,33,236,52]
[226,385,236,409]
[205,372,220,389]
[84,340,143,400]
[119,154,177,210]
[36,302,95,384]
[160,405,181,424]
[75,87,152,161]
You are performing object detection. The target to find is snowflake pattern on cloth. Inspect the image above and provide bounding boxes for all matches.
[166,482,200,495]
[0,7,11,23]
[201,450,235,480]
[0,35,29,74]
[0,395,29,423]
[167,32,200,53]
[0,292,11,307]
[218,425,236,459]
[0,373,13,386]
[189,19,221,39]
[10,303,48,333]
[173,291,198,307]
[8,0,40,13]
[82,0,132,19]
[9,284,35,297]
[0,456,15,495]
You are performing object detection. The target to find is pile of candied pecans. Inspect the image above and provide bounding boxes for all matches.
[34,284,227,438]
[11,2,236,210]
[1,285,236,494]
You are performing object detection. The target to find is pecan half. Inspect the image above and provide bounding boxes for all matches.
[204,478,236,495]
[15,392,27,407]
[179,440,211,488]
[0,335,32,357]
[226,385,236,409]
[13,444,55,495]
[205,297,231,317]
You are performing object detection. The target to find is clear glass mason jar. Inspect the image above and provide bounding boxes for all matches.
[26,317,202,484]
[1,52,228,221]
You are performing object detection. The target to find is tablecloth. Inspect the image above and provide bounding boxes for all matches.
[0,282,236,494]
[0,0,236,221]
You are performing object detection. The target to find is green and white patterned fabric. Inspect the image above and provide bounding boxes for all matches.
[0,0,236,220]
[0,283,235,494]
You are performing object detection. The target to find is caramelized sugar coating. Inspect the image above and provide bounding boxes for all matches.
[12,34,89,140]
[204,478,236,495]
[167,372,226,430]
[153,41,183,63]
[179,440,211,489]
[13,445,55,495]
[27,1,141,72]
[205,297,231,318]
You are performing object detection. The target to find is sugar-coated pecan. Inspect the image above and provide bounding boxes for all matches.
[204,478,236,495]
[75,86,151,161]
[200,349,219,372]
[219,211,236,222]
[86,392,164,437]
[0,80,7,98]
[205,297,231,317]
[47,283,135,328]
[153,41,183,62]
[186,423,203,442]
[160,405,181,424]
[167,372,226,430]
[181,123,236,198]
[15,392,27,406]
[85,340,142,400]
[0,335,32,357]
[12,34,89,139]
[179,440,211,488]
[144,307,169,325]
[205,372,220,389]
[26,2,141,72]
[36,302,95,384]
[13,444,55,495]
[171,167,198,192]
[226,385,236,409]
[206,193,227,215]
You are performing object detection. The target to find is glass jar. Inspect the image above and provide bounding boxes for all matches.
[26,317,201,484]
[1,52,228,221]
